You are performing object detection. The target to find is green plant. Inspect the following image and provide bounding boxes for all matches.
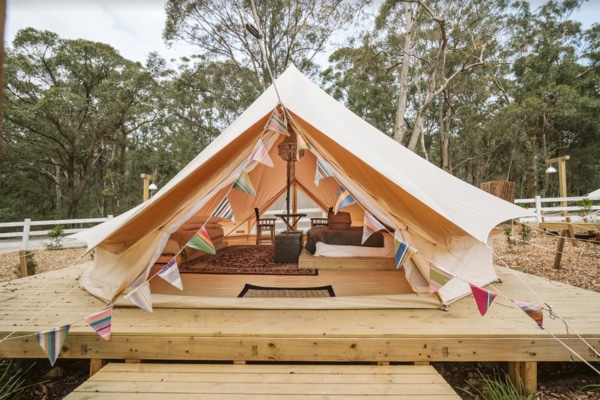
[457,369,537,400]
[45,224,65,250]
[518,224,532,244]
[503,225,517,247]
[577,198,593,219]
[25,251,38,276]
[0,360,47,400]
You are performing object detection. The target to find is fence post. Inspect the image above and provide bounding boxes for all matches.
[21,218,31,250]
[534,196,542,224]
[18,250,28,277]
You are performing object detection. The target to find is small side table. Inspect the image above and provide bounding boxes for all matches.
[274,231,303,263]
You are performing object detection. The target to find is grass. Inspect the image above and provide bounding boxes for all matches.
[457,369,537,400]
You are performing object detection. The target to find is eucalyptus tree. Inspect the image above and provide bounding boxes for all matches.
[163,0,368,89]
[3,28,159,218]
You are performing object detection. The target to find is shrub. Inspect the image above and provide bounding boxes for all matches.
[25,251,38,276]
[45,224,65,250]
[457,369,537,400]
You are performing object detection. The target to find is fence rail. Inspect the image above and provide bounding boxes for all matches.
[515,195,600,224]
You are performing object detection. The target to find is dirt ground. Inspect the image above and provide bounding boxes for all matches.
[0,225,598,399]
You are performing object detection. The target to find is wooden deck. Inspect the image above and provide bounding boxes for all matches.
[0,261,598,395]
[64,363,461,399]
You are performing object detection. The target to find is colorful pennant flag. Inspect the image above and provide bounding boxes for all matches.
[394,239,418,269]
[362,212,387,244]
[315,157,333,186]
[264,108,289,136]
[334,186,356,214]
[514,300,544,328]
[233,170,256,196]
[187,226,216,255]
[428,261,454,293]
[84,305,113,341]
[470,284,497,317]
[157,257,183,291]
[35,325,70,366]
[124,282,153,313]
[251,139,274,167]
[297,133,311,156]
[213,196,235,222]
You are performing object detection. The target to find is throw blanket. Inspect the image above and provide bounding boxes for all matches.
[305,226,384,255]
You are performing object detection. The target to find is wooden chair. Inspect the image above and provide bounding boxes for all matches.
[255,208,276,245]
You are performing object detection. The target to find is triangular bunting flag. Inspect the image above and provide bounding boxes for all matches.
[470,284,497,317]
[265,108,289,136]
[84,305,113,341]
[124,281,153,312]
[251,139,274,167]
[315,157,333,186]
[232,170,256,196]
[428,261,454,293]
[394,239,417,269]
[35,325,70,366]
[362,212,387,244]
[213,196,235,222]
[187,226,216,255]
[514,300,544,328]
[296,133,311,157]
[333,186,356,214]
[157,257,183,291]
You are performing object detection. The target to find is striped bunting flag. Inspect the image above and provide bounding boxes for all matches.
[84,305,113,341]
[314,157,333,186]
[514,300,544,328]
[158,257,183,291]
[35,325,70,366]
[428,261,454,293]
[187,226,216,255]
[251,139,274,167]
[469,284,497,317]
[265,108,289,136]
[394,239,418,269]
[213,196,235,222]
[362,212,386,244]
[297,133,311,156]
[124,281,153,313]
[333,186,356,214]
[233,170,256,196]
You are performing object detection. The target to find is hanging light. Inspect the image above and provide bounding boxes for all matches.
[149,182,158,191]
[545,166,557,174]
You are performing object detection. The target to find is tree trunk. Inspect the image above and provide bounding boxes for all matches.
[0,0,6,175]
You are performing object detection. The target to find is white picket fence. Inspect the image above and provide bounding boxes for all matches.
[515,195,600,224]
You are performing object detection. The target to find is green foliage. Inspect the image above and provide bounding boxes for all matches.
[45,225,65,250]
[503,224,531,247]
[25,252,38,276]
[577,198,593,218]
[457,369,537,400]
[0,360,47,400]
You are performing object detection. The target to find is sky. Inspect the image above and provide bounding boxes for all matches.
[5,0,600,65]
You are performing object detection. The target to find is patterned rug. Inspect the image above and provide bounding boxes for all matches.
[179,245,317,275]
[238,284,335,298]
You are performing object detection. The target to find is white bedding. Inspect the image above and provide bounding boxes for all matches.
[313,232,395,258]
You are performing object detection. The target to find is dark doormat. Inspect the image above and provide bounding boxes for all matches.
[179,245,317,275]
[238,284,336,298]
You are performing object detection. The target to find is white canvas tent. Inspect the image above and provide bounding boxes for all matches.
[75,65,534,309]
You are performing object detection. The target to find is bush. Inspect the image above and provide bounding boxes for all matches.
[25,251,38,276]
[45,225,65,250]
[457,369,537,399]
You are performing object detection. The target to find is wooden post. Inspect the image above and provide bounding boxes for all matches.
[18,250,27,277]
[553,231,567,270]
[509,361,537,396]
[89,359,106,376]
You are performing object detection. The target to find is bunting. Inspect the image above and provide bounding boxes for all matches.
[233,170,256,196]
[35,325,70,366]
[314,158,333,186]
[362,212,387,244]
[428,261,454,293]
[470,284,497,317]
[264,108,289,136]
[251,139,274,167]
[213,196,235,222]
[187,226,216,255]
[514,300,544,328]
[84,305,113,341]
[333,186,356,214]
[124,282,153,313]
[394,239,417,269]
[297,133,311,156]
[157,257,183,291]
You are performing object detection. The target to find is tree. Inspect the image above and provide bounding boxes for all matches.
[4,28,159,218]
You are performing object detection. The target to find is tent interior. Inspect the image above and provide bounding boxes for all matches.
[76,66,533,310]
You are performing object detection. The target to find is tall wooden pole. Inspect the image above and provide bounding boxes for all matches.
[546,156,569,217]
[140,173,156,202]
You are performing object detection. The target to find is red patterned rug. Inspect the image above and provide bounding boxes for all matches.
[179,245,317,275]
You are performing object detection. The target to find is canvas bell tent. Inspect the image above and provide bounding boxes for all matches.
[74,65,533,309]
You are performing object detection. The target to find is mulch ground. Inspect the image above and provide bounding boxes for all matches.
[0,225,599,399]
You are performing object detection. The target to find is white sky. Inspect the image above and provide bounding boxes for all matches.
[5,0,600,64]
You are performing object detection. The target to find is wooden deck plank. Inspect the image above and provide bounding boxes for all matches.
[65,363,461,399]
